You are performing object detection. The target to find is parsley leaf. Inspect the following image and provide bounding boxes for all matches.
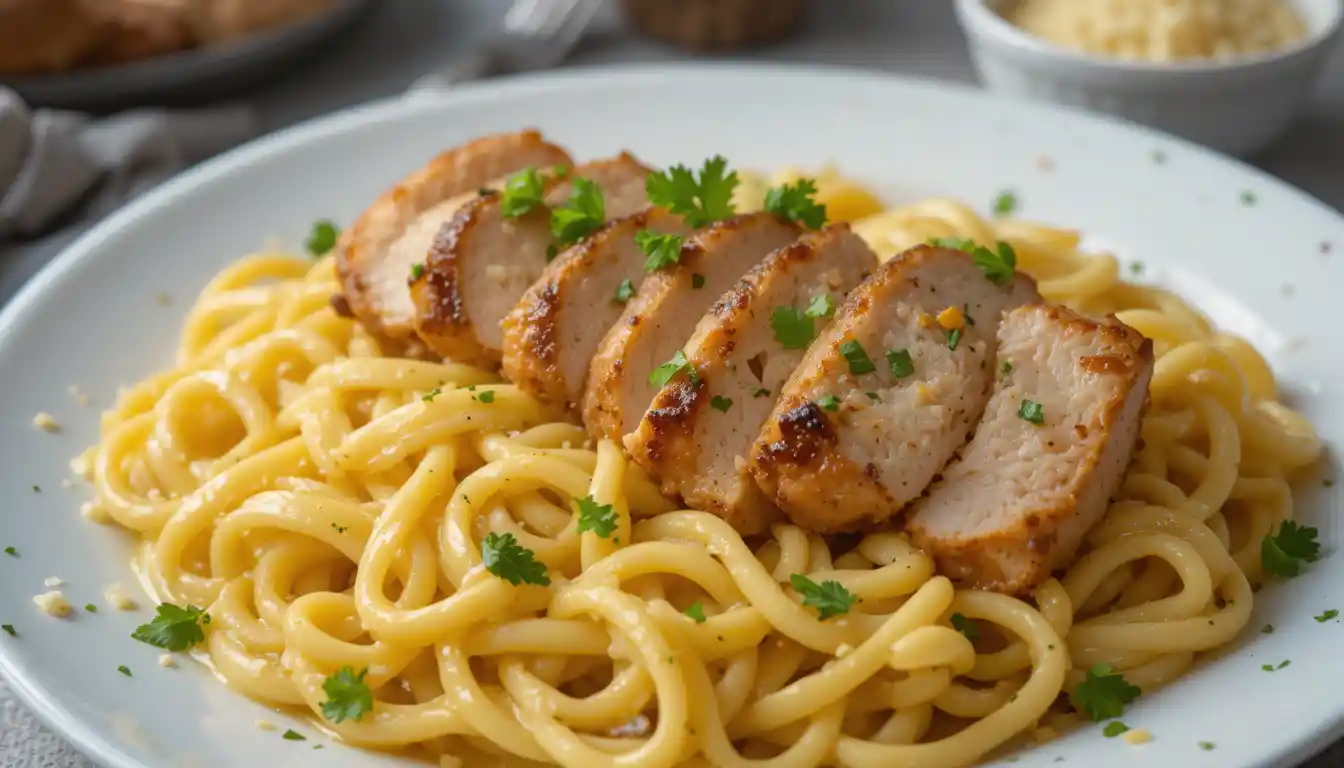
[771,306,815,349]
[684,601,707,623]
[1018,400,1045,425]
[614,279,635,304]
[476,390,496,404]
[637,230,686,272]
[865,391,883,403]
[1,624,14,637]
[575,495,618,539]
[1000,360,1013,376]
[283,730,306,741]
[1315,609,1338,622]
[321,667,373,723]
[887,348,914,379]
[753,388,771,398]
[409,262,425,281]
[118,665,132,677]
[710,395,734,413]
[950,612,979,641]
[946,327,962,351]
[645,156,738,228]
[789,574,855,621]
[1199,741,1216,751]
[1103,721,1130,738]
[422,387,441,402]
[649,350,697,388]
[3,546,15,556]
[764,179,827,228]
[306,220,340,256]
[481,532,551,586]
[930,237,1018,285]
[1261,520,1321,578]
[992,190,1018,217]
[1070,663,1140,721]
[550,177,605,248]
[805,293,835,319]
[500,167,546,218]
[131,603,210,651]
[840,340,876,375]
[816,394,840,411]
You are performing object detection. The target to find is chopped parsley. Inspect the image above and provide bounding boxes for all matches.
[946,327,963,351]
[649,350,697,388]
[1070,664,1140,721]
[614,279,635,304]
[1261,520,1320,578]
[322,667,373,723]
[474,390,496,404]
[950,612,979,641]
[85,604,97,613]
[753,388,771,398]
[131,603,210,651]
[117,665,132,677]
[645,156,738,228]
[692,273,706,289]
[1315,609,1338,623]
[1,624,15,637]
[31,485,40,493]
[763,179,827,228]
[865,392,882,402]
[482,532,550,586]
[575,495,618,539]
[1019,400,1045,425]
[637,230,686,272]
[804,293,835,319]
[1129,261,1145,276]
[1262,623,1275,634]
[1241,190,1258,207]
[1262,660,1291,671]
[930,237,1018,285]
[409,262,425,281]
[550,177,605,248]
[886,348,914,379]
[789,574,856,621]
[3,546,15,557]
[710,395,734,413]
[684,601,707,623]
[841,340,876,375]
[1103,721,1130,738]
[422,387,441,402]
[1199,741,1216,751]
[991,190,1018,217]
[500,167,546,218]
[771,306,815,349]
[1000,360,1013,376]
[283,730,307,741]
[816,394,840,411]
[305,220,340,256]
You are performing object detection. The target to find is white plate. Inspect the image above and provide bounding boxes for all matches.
[0,64,1340,768]
[0,0,370,110]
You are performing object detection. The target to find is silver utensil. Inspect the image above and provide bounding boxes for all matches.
[410,0,606,92]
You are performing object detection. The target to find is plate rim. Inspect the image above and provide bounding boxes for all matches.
[2,61,1342,768]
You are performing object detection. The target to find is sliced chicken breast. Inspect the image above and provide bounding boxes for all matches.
[624,224,877,535]
[410,153,653,367]
[337,130,572,338]
[584,213,803,443]
[906,303,1154,594]
[501,207,693,411]
[749,244,1041,533]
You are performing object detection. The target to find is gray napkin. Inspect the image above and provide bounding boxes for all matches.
[0,87,256,242]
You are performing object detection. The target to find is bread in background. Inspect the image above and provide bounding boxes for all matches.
[186,0,334,44]
[0,0,105,75]
[85,0,193,66]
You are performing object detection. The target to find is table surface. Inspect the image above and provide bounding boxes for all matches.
[2,1,1343,766]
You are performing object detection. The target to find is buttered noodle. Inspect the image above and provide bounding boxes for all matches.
[82,170,1321,768]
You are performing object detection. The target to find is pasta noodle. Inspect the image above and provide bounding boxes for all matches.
[80,171,1321,768]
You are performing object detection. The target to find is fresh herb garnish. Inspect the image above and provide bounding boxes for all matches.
[684,601,707,623]
[1070,663,1140,721]
[550,177,605,248]
[1019,399,1045,425]
[1316,609,1338,623]
[500,167,546,218]
[575,496,618,539]
[637,230,686,272]
[1261,520,1321,578]
[614,279,635,304]
[753,388,771,398]
[1103,722,1130,738]
[649,350,697,388]
[804,293,835,319]
[645,156,738,228]
[887,348,915,379]
[321,667,373,723]
[1262,623,1275,634]
[710,395,734,412]
[3,546,15,557]
[117,665,132,677]
[1000,360,1013,376]
[764,179,827,228]
[841,340,876,375]
[283,730,306,741]
[474,390,496,404]
[930,237,1018,285]
[992,190,1018,217]
[865,392,882,403]
[816,394,840,411]
[771,306,815,349]
[950,612,980,641]
[1241,190,1258,207]
[85,604,97,613]
[946,327,963,351]
[306,220,340,256]
[789,574,856,621]
[482,532,550,586]
[1,624,15,637]
[409,262,425,281]
[1262,660,1291,671]
[422,387,441,402]
[131,603,210,651]
[1199,741,1216,751]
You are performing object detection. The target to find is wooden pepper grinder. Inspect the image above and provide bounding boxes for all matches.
[622,0,805,50]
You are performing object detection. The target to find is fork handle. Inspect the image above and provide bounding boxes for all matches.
[408,49,500,93]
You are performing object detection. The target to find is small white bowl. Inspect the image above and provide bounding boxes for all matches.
[954,0,1344,156]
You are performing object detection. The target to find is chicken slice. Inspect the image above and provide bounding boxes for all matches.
[411,153,653,367]
[906,304,1154,594]
[337,130,572,338]
[502,208,693,411]
[749,244,1041,533]
[584,212,803,443]
[624,224,877,534]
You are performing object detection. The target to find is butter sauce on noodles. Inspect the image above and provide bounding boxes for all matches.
[81,170,1321,768]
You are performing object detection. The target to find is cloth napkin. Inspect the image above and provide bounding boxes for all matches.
[0,86,256,243]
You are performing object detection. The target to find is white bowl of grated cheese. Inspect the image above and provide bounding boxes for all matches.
[955,0,1344,156]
